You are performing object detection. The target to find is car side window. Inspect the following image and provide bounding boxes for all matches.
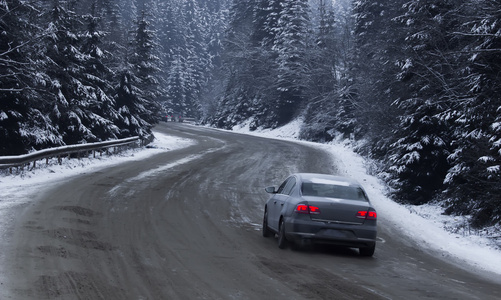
[282,177,296,195]
[276,178,290,194]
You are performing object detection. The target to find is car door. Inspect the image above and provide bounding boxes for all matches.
[271,177,297,230]
[280,176,297,211]
[268,177,291,232]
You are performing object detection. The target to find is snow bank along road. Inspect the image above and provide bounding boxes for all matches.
[1,122,500,299]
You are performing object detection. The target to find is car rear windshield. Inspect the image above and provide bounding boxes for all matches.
[301,182,368,201]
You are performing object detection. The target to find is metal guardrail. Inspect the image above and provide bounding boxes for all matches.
[0,136,141,171]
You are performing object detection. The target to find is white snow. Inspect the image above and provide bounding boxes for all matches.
[230,117,501,276]
[1,121,500,280]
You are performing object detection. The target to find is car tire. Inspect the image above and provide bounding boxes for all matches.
[262,210,273,237]
[277,219,288,249]
[359,244,375,257]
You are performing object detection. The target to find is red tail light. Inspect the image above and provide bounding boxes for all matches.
[296,204,308,213]
[357,210,377,220]
[309,206,321,214]
[295,204,321,214]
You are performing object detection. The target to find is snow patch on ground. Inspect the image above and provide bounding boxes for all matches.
[230,117,501,276]
[232,117,303,140]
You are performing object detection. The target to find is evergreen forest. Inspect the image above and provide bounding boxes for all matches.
[1,0,500,228]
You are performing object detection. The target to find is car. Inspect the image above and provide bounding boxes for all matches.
[262,173,377,256]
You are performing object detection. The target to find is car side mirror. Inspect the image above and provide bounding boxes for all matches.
[265,186,277,194]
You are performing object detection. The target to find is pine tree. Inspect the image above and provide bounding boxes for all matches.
[100,0,126,67]
[164,52,189,116]
[160,0,210,119]
[0,0,33,154]
[444,0,501,226]
[119,0,137,27]
[156,0,179,86]
[79,2,120,140]
[39,0,103,145]
[180,0,205,118]
[0,0,62,154]
[131,10,160,107]
[197,3,228,119]
[246,0,282,129]
[211,0,256,128]
[271,0,312,126]
[115,9,159,138]
[349,0,406,145]
[251,0,281,47]
[301,0,343,141]
[384,0,463,204]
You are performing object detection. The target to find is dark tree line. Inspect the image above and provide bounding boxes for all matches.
[212,0,313,129]
[0,0,158,154]
[348,0,501,227]
[0,0,227,155]
[212,0,500,228]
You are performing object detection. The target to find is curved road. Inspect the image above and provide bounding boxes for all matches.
[2,123,500,299]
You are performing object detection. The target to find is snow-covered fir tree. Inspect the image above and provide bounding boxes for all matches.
[211,0,256,128]
[41,0,102,145]
[385,0,461,204]
[0,0,62,155]
[79,2,121,140]
[272,0,312,126]
[115,9,160,138]
[444,0,501,226]
[300,0,346,141]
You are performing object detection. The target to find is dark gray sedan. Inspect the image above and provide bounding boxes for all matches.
[262,173,377,256]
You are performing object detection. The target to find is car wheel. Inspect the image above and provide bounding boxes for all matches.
[262,210,272,237]
[359,244,375,257]
[277,219,288,249]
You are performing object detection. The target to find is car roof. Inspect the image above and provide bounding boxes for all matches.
[294,173,362,187]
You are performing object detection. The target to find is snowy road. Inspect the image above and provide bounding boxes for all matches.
[1,122,500,299]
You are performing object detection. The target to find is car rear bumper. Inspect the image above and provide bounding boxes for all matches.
[284,217,377,248]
